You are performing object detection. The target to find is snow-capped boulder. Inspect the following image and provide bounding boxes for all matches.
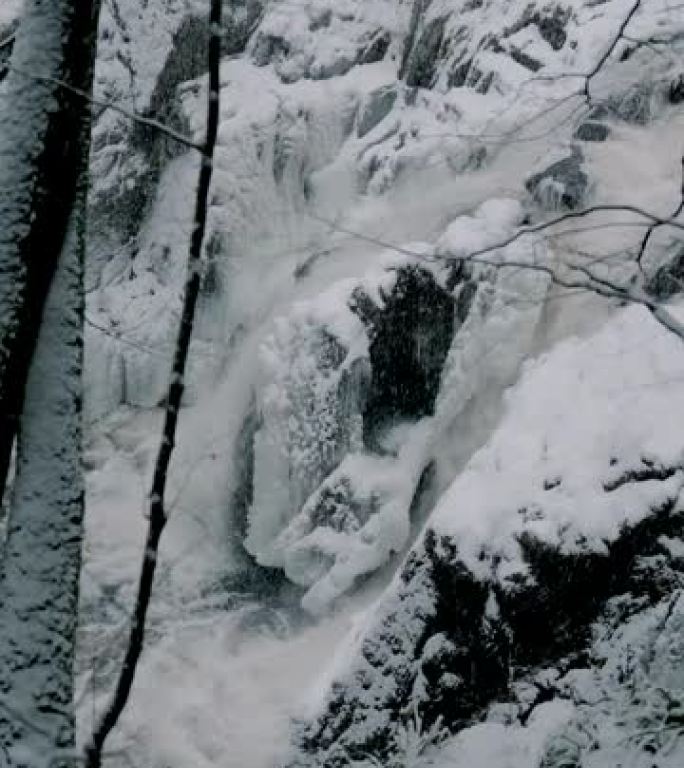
[248,0,404,83]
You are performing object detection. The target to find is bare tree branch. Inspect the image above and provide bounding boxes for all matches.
[0,33,15,52]
[583,0,642,101]
[309,204,684,264]
[637,156,684,269]
[0,62,202,151]
[308,199,684,343]
[83,2,223,765]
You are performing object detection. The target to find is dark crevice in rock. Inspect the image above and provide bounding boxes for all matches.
[357,86,397,138]
[573,121,611,142]
[505,4,572,51]
[508,46,543,72]
[670,74,684,104]
[349,266,454,449]
[358,30,391,65]
[403,16,448,88]
[231,403,259,542]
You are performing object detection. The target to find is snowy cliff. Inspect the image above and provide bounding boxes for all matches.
[69,0,684,766]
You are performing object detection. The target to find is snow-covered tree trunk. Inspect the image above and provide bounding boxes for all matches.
[0,0,101,497]
[0,0,100,763]
[0,192,86,767]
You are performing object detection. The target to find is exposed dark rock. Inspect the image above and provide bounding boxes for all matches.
[252,32,291,67]
[91,3,261,240]
[604,85,654,125]
[669,74,684,104]
[573,121,611,142]
[357,30,391,65]
[199,232,223,297]
[505,4,572,52]
[308,8,332,32]
[231,404,260,541]
[313,54,357,80]
[404,16,448,88]
[447,60,494,92]
[602,461,678,493]
[357,86,397,138]
[349,266,454,448]
[290,474,684,766]
[475,70,495,94]
[448,58,473,88]
[645,246,684,299]
[484,34,505,54]
[525,147,588,210]
[508,46,543,72]
[307,476,377,535]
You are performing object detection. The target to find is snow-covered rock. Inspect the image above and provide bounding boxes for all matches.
[287,303,684,766]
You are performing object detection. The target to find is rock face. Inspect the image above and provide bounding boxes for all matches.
[350,266,454,447]
[525,147,588,210]
[573,121,610,142]
[291,510,684,766]
[403,16,448,88]
[357,85,397,138]
[90,0,262,242]
[286,305,684,766]
[243,197,552,615]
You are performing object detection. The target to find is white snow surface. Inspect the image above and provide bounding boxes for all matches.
[0,0,22,28]
[431,302,684,581]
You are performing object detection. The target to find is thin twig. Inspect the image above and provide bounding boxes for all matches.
[1,63,201,151]
[0,33,15,52]
[308,201,684,343]
[309,204,684,264]
[584,0,642,100]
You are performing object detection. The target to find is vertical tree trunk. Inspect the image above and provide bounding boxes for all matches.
[85,1,223,764]
[0,0,100,498]
[0,189,86,767]
[0,0,100,763]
